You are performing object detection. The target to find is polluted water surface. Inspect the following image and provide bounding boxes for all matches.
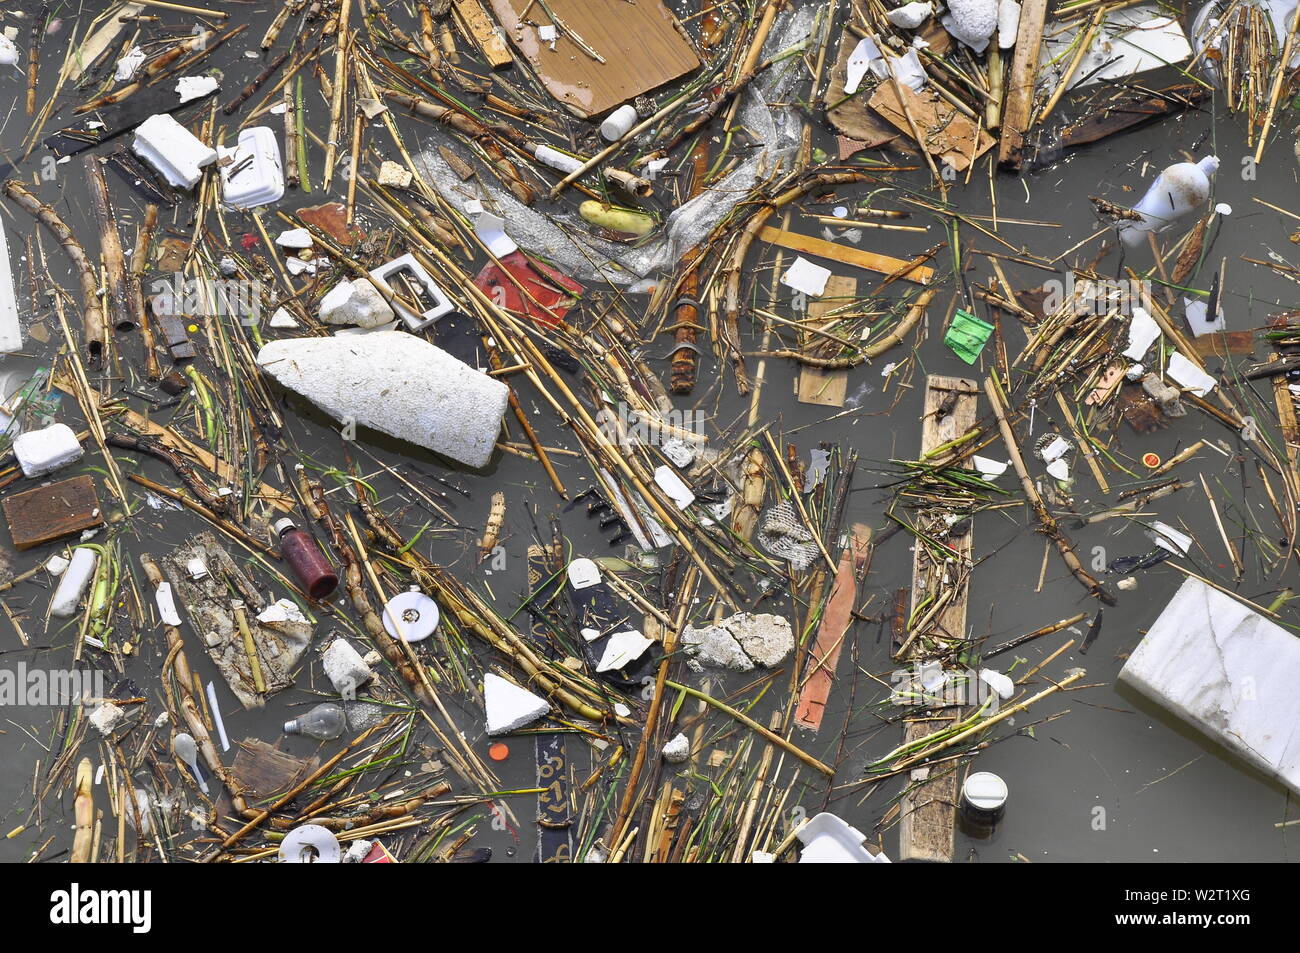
[0,0,1296,873]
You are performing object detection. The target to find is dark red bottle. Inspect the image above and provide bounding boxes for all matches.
[274,518,339,600]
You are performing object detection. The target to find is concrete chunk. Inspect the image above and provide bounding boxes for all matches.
[682,612,794,671]
[1120,577,1300,796]
[318,279,395,329]
[484,673,549,735]
[256,330,509,468]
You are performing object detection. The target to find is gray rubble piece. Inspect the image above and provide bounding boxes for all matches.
[256,330,509,469]
[322,638,373,699]
[89,702,126,737]
[484,673,550,735]
[318,279,395,329]
[682,612,794,671]
[1119,577,1300,797]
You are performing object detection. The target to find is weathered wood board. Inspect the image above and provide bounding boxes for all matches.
[797,275,857,407]
[897,375,978,863]
[3,476,103,550]
[759,226,934,284]
[795,525,872,730]
[489,0,700,118]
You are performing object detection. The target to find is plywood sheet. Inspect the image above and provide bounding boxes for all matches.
[489,0,701,118]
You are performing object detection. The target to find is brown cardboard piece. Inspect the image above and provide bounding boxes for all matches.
[488,0,700,118]
[868,82,995,172]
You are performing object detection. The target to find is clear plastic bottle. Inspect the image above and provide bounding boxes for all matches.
[284,702,347,740]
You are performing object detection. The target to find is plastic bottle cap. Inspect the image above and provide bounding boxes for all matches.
[488,742,509,761]
[279,824,341,863]
[962,771,1008,810]
[273,517,296,535]
[1142,452,1161,468]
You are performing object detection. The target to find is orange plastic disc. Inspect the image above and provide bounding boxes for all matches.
[488,742,510,761]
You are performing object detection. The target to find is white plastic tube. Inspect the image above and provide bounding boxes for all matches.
[533,144,584,175]
[51,548,99,618]
[600,104,638,141]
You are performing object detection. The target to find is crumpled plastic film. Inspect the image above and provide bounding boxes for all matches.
[412,4,814,285]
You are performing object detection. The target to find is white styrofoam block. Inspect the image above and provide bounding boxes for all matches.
[323,638,372,698]
[132,114,218,189]
[0,215,21,354]
[1120,577,1300,796]
[219,126,284,210]
[50,547,98,618]
[12,423,83,478]
[484,672,549,735]
[256,331,509,468]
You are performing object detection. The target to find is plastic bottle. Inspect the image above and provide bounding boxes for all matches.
[284,702,347,740]
[274,518,338,600]
[1119,156,1219,246]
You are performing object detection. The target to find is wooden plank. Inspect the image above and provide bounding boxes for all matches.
[997,0,1050,170]
[897,375,978,863]
[795,526,871,730]
[3,476,104,550]
[452,0,514,69]
[489,0,700,118]
[1190,330,1256,358]
[797,275,856,406]
[758,226,934,284]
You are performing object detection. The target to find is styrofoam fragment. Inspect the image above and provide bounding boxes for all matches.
[484,673,549,735]
[12,423,83,478]
[132,114,218,189]
[51,547,98,618]
[256,331,509,469]
[89,702,126,736]
[323,638,373,699]
[662,732,690,764]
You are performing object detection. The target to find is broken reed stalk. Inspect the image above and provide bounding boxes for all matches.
[131,204,162,380]
[298,468,436,707]
[70,759,94,863]
[4,180,107,366]
[83,156,132,333]
[984,611,1088,657]
[665,679,834,776]
[609,566,699,850]
[723,171,871,392]
[1254,0,1300,164]
[891,668,1087,770]
[984,376,1116,605]
[323,0,352,191]
[670,134,711,394]
[1036,8,1104,125]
